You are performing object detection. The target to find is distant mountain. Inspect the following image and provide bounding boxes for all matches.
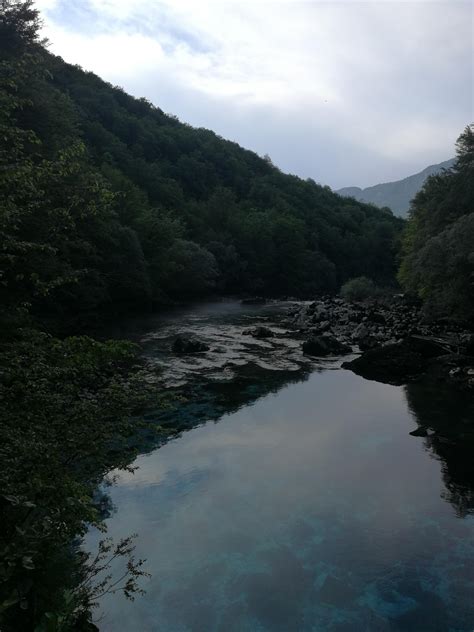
[336,159,455,217]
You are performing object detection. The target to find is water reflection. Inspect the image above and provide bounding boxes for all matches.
[405,383,474,518]
[88,370,474,631]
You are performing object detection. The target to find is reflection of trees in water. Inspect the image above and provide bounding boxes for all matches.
[159,364,311,432]
[404,383,474,517]
[130,364,312,459]
[100,364,311,521]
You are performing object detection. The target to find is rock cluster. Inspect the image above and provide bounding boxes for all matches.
[288,296,444,346]
[302,335,351,357]
[286,296,474,389]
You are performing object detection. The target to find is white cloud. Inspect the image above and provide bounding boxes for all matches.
[38,0,473,187]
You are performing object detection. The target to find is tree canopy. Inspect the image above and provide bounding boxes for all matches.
[1,0,404,334]
[399,124,474,320]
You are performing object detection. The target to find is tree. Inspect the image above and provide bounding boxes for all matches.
[0,332,157,630]
[161,239,219,297]
[0,0,43,55]
[399,124,474,319]
[455,123,474,170]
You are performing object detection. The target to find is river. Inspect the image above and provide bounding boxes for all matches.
[86,301,474,631]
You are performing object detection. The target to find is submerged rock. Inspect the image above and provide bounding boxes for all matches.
[409,426,429,437]
[302,335,351,357]
[172,335,210,354]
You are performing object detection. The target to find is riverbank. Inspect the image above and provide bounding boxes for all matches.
[284,296,474,390]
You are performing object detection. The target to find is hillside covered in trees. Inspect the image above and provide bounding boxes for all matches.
[399,125,474,320]
[1,0,404,333]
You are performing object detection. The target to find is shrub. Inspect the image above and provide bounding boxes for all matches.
[340,276,377,301]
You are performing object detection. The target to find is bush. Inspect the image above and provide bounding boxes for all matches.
[340,276,377,301]
[0,331,156,629]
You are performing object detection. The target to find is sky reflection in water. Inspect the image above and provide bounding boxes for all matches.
[88,369,474,631]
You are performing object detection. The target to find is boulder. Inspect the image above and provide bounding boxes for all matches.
[302,335,352,357]
[407,336,450,358]
[352,323,369,340]
[358,335,379,351]
[462,334,474,356]
[243,326,275,339]
[342,336,446,385]
[368,311,386,325]
[172,335,210,354]
[314,320,331,333]
[347,311,364,324]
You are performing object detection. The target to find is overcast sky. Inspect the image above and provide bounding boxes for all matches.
[37,0,473,189]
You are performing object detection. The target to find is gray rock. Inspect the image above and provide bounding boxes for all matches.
[302,335,352,357]
[352,323,369,340]
[172,335,210,354]
[342,336,446,385]
[358,335,379,351]
[243,326,275,339]
[317,320,331,333]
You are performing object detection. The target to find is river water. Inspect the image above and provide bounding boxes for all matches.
[87,301,474,631]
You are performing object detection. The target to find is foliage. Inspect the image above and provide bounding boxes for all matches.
[1,0,404,329]
[0,1,406,629]
[340,276,378,301]
[398,124,474,320]
[0,0,43,53]
[0,330,158,630]
[161,239,218,297]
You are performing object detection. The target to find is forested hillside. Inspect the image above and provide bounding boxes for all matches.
[1,0,403,331]
[399,125,474,320]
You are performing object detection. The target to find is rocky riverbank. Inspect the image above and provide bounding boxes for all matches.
[142,298,473,395]
[285,296,474,390]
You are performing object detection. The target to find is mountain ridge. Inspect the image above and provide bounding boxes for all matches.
[336,158,455,216]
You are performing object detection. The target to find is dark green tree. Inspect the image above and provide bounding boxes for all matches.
[399,124,474,319]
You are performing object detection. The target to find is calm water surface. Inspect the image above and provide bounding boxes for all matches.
[89,303,474,631]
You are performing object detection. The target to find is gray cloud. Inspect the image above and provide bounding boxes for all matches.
[37,0,473,188]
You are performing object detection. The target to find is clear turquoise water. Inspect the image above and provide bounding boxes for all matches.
[88,364,474,631]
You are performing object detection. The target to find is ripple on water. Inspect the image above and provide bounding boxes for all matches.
[139,306,348,387]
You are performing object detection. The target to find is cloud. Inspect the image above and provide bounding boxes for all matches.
[37,0,473,188]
